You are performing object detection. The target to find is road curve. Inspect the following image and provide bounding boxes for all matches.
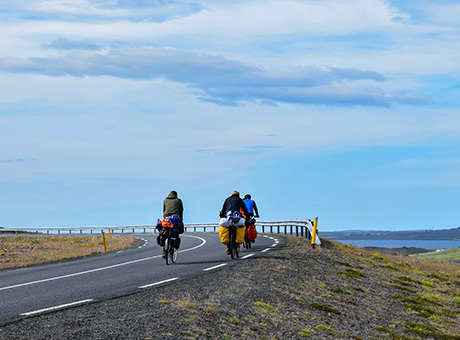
[0,232,284,325]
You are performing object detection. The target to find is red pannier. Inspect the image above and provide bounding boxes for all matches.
[247,224,257,241]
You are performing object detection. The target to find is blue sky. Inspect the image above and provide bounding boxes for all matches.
[1,0,460,231]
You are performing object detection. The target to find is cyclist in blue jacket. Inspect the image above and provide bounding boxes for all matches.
[243,194,259,218]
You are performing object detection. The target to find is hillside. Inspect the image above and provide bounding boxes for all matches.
[1,236,460,339]
[322,227,460,240]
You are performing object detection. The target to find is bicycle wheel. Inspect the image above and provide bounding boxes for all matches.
[244,230,251,249]
[229,229,236,259]
[165,238,170,265]
[169,246,177,263]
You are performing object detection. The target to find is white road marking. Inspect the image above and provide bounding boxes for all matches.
[261,248,270,253]
[139,277,179,289]
[20,299,94,316]
[241,253,255,259]
[0,235,206,292]
[203,263,227,271]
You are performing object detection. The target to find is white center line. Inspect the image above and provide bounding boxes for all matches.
[21,299,94,316]
[203,263,227,271]
[139,277,179,289]
[241,253,255,259]
[261,248,270,253]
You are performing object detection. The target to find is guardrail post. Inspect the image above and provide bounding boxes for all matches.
[102,231,108,252]
[311,217,318,249]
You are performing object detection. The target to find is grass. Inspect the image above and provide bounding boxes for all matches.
[412,247,460,263]
[0,235,134,270]
[308,302,341,314]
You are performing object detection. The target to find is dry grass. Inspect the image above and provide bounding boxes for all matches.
[0,235,134,270]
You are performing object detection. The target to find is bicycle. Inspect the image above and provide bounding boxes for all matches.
[161,225,178,265]
[243,216,258,250]
[243,227,251,250]
[228,223,240,259]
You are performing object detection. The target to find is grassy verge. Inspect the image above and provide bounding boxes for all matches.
[0,235,135,271]
[150,235,460,339]
[411,247,460,263]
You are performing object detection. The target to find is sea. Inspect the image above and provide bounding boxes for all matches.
[330,239,460,250]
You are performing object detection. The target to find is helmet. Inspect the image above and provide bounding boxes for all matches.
[244,194,251,199]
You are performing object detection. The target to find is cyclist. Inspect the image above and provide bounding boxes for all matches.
[160,190,184,258]
[243,193,259,244]
[243,194,259,218]
[219,191,249,254]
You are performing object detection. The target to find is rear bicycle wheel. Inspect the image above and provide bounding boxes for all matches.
[229,229,236,259]
[244,230,251,249]
[169,246,177,263]
[165,238,170,265]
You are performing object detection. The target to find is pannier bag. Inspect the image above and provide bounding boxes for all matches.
[171,237,181,249]
[157,234,165,247]
[247,224,257,241]
[219,226,245,245]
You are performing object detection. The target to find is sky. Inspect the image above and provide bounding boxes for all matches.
[1,0,460,231]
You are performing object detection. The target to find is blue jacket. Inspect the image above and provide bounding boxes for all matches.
[244,199,259,217]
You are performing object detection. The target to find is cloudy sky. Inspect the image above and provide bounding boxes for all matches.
[1,0,460,231]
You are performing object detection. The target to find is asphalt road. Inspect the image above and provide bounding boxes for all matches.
[0,232,283,325]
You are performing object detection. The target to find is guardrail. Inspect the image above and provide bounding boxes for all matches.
[0,219,321,246]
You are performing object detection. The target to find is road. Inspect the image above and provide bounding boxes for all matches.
[0,232,283,325]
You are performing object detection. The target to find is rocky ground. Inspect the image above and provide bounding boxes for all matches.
[1,236,460,339]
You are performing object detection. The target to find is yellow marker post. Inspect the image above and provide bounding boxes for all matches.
[102,231,108,252]
[311,217,318,249]
[15,231,19,239]
[108,228,111,239]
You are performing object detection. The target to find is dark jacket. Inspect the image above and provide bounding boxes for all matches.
[163,191,183,219]
[220,193,249,219]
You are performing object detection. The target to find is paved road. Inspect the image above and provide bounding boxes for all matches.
[0,232,283,325]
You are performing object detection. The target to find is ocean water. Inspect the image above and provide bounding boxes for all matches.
[332,239,460,250]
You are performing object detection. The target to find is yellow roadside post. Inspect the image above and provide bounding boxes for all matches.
[311,217,318,249]
[102,231,108,252]
[108,228,111,239]
[15,231,19,239]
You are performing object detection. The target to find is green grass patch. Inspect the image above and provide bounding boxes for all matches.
[340,268,367,279]
[388,283,417,294]
[397,276,423,285]
[316,324,335,332]
[403,321,460,339]
[308,303,341,314]
[413,247,460,263]
[298,328,313,336]
[333,288,354,295]
[228,316,239,325]
[254,301,277,313]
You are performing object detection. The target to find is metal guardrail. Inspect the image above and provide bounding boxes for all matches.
[0,219,321,245]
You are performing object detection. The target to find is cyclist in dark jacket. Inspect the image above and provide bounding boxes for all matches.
[219,191,249,255]
[160,190,184,257]
[219,191,249,219]
[163,190,183,219]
